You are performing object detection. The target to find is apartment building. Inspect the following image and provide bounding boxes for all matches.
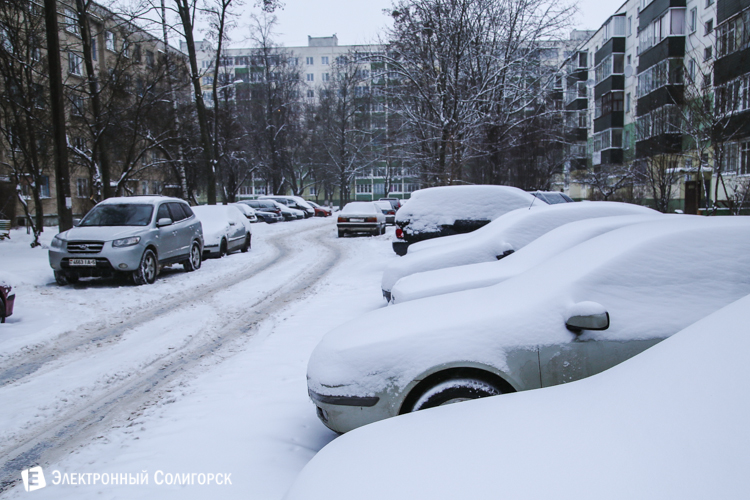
[0,0,186,227]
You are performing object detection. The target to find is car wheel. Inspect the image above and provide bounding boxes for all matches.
[132,249,157,285]
[380,225,386,235]
[219,239,227,257]
[54,270,72,286]
[241,234,250,253]
[408,378,503,412]
[183,242,202,272]
[1,296,5,323]
[338,229,345,238]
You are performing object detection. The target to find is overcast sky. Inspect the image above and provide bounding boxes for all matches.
[227,0,621,48]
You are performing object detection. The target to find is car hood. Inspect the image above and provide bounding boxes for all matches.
[56,226,147,242]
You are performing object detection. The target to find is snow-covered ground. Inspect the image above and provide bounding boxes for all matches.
[0,220,398,498]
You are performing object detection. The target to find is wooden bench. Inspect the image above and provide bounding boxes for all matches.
[0,220,10,240]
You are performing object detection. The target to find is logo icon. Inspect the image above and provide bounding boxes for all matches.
[21,466,46,492]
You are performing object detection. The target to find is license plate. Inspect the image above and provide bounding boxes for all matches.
[349,218,364,222]
[69,259,97,267]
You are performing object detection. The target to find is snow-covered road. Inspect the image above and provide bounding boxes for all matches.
[0,219,397,498]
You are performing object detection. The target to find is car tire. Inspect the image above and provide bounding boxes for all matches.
[338,229,345,238]
[380,225,386,235]
[183,242,202,272]
[409,378,502,412]
[241,234,250,253]
[54,270,75,286]
[219,239,227,257]
[1,296,5,323]
[132,249,157,285]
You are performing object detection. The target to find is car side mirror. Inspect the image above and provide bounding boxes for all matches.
[565,301,610,333]
[229,220,236,226]
[156,217,173,227]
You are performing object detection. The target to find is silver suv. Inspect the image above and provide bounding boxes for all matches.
[49,196,204,285]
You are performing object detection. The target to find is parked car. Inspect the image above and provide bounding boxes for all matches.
[307,200,332,217]
[290,293,750,500]
[236,200,283,224]
[260,195,315,218]
[0,280,15,323]
[307,216,750,434]
[270,200,305,221]
[374,200,397,225]
[379,198,403,211]
[390,214,665,304]
[192,205,251,257]
[392,185,542,256]
[49,196,203,285]
[382,201,657,300]
[232,203,258,223]
[529,190,575,204]
[337,202,387,237]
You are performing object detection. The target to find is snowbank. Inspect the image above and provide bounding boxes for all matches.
[288,292,750,500]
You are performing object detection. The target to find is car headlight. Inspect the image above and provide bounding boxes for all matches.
[112,236,141,247]
[50,236,64,249]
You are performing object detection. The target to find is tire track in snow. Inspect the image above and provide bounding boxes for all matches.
[0,224,341,492]
[0,223,323,387]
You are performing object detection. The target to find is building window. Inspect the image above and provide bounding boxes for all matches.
[636,58,684,97]
[638,8,687,54]
[72,136,86,151]
[706,0,713,7]
[688,58,696,81]
[356,183,373,193]
[203,76,214,85]
[716,13,750,58]
[309,186,317,196]
[628,16,632,36]
[704,46,712,60]
[91,36,97,60]
[321,56,329,65]
[594,53,625,84]
[70,94,84,115]
[68,52,83,75]
[76,178,89,198]
[626,92,631,113]
[307,89,314,98]
[705,19,713,36]
[322,72,330,82]
[577,52,587,68]
[64,9,79,35]
[741,141,750,175]
[288,57,298,65]
[40,175,50,198]
[306,73,314,82]
[146,50,154,67]
[689,7,697,32]
[306,56,314,65]
[105,31,115,51]
[122,40,129,58]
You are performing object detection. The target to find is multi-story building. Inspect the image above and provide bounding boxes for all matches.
[0,0,187,227]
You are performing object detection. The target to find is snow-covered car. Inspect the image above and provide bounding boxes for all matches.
[392,185,541,256]
[374,200,397,225]
[48,196,204,285]
[260,195,315,218]
[307,200,332,217]
[529,190,574,204]
[337,202,386,237]
[192,205,251,257]
[0,279,15,324]
[236,200,283,224]
[390,214,664,304]
[232,203,259,223]
[307,216,750,434]
[270,200,305,221]
[382,201,657,300]
[290,293,750,500]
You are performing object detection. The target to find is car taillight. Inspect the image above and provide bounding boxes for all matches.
[365,217,377,222]
[338,217,347,223]
[396,228,404,239]
[388,210,395,215]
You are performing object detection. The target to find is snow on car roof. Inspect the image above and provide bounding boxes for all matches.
[390,213,666,304]
[341,202,379,214]
[382,201,658,291]
[311,216,750,396]
[290,291,750,500]
[99,196,183,206]
[394,185,540,233]
[192,205,239,236]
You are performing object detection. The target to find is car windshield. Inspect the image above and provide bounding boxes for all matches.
[342,203,377,214]
[79,204,154,227]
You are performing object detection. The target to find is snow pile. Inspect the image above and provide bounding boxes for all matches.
[289,292,750,500]
[390,214,665,303]
[310,216,750,400]
[382,201,658,292]
[394,185,539,234]
[192,205,244,245]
